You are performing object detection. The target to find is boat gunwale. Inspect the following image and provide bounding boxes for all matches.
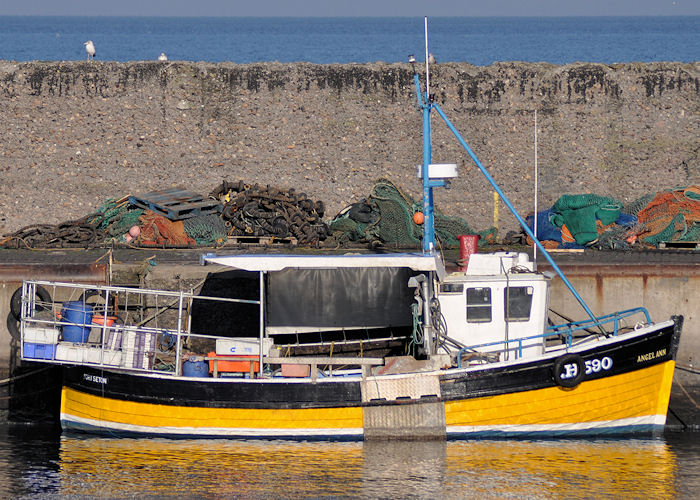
[59,318,678,385]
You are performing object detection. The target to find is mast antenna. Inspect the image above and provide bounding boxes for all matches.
[534,109,538,268]
[424,17,430,98]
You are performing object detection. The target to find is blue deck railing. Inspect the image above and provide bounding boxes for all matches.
[456,307,651,367]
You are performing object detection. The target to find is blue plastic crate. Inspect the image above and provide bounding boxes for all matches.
[23,342,56,360]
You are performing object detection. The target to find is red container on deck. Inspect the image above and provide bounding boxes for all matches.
[92,315,117,327]
[207,352,259,374]
[458,234,480,272]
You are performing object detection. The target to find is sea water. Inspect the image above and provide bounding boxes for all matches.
[0,424,698,498]
[0,16,698,65]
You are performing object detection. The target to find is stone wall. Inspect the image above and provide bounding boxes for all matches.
[0,60,698,236]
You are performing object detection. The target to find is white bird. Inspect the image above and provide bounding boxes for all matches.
[428,53,436,65]
[158,52,168,61]
[84,40,96,60]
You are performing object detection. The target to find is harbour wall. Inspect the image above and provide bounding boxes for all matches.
[0,60,699,236]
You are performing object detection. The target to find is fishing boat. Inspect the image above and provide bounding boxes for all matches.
[19,22,682,440]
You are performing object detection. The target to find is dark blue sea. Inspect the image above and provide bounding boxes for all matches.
[0,16,698,65]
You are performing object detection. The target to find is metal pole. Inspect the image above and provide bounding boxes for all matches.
[424,17,430,103]
[175,292,184,376]
[534,109,538,268]
[258,271,265,377]
[414,57,435,253]
[422,99,434,253]
[422,274,433,355]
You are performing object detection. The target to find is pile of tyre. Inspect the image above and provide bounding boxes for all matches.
[211,180,329,244]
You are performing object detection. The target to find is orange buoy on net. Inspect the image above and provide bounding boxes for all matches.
[413,211,424,225]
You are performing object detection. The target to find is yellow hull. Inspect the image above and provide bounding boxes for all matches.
[444,360,675,436]
[61,385,365,437]
[60,360,675,438]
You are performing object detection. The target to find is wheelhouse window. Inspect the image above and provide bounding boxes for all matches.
[466,287,492,323]
[504,286,533,321]
[440,283,464,294]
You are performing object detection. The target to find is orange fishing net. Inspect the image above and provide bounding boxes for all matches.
[560,224,575,243]
[595,220,615,235]
[137,211,196,247]
[629,186,700,244]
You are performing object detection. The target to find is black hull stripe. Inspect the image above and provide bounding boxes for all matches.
[62,320,680,410]
[441,321,679,400]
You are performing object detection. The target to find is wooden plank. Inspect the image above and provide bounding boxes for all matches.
[226,236,274,245]
[206,355,384,380]
[226,235,298,246]
[265,356,385,366]
[548,248,585,253]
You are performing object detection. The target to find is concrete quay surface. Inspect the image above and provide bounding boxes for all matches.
[0,247,698,428]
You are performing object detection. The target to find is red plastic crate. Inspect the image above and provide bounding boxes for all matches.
[207,352,259,373]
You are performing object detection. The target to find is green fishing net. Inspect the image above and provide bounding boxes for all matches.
[90,198,144,238]
[330,179,494,247]
[183,214,228,246]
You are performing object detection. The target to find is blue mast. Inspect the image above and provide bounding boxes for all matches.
[412,22,446,255]
[414,69,439,254]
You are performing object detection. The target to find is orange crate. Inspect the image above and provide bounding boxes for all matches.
[207,352,259,373]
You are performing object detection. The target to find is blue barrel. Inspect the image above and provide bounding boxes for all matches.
[61,301,93,343]
[183,360,209,377]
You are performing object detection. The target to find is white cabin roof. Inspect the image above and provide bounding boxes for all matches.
[465,252,534,275]
[202,253,446,279]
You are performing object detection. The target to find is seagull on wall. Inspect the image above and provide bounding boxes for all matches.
[428,53,436,65]
[158,52,168,61]
[84,40,96,60]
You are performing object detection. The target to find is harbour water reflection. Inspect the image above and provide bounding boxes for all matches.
[1,425,698,498]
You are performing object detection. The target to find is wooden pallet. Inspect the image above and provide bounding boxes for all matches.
[658,241,700,250]
[129,188,221,220]
[548,248,585,253]
[227,235,298,246]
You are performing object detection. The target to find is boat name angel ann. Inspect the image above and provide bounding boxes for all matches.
[638,349,667,363]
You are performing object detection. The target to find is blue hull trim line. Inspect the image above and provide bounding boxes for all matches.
[60,421,363,442]
[445,424,664,440]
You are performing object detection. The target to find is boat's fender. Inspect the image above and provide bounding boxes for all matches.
[552,353,585,388]
[10,285,51,321]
